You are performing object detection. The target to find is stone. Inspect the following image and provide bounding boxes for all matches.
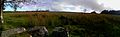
[51,27,69,37]
[1,27,26,37]
[28,26,48,37]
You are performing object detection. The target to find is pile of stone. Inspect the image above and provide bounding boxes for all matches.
[1,26,69,37]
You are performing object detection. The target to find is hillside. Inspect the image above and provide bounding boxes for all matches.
[2,12,120,37]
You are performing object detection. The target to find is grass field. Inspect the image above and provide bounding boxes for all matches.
[2,12,120,37]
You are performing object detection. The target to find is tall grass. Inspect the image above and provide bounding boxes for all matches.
[3,12,120,37]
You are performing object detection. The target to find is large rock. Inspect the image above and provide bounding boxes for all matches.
[1,27,26,37]
[28,26,48,37]
[51,27,69,37]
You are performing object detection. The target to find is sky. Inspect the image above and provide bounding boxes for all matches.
[98,0,120,10]
[4,0,120,13]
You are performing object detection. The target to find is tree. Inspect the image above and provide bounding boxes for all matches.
[0,0,25,36]
[0,0,4,36]
[1,0,48,36]
[101,10,109,14]
[4,0,24,12]
[91,11,97,14]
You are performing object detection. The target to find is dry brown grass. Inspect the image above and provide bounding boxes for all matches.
[3,12,120,37]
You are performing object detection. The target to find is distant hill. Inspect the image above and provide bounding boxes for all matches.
[101,10,120,15]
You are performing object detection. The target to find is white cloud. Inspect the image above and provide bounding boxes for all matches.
[98,0,120,10]
[50,0,104,12]
[5,0,105,12]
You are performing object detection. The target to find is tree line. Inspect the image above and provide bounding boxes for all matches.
[101,10,120,15]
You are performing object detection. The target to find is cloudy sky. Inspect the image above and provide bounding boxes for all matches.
[4,0,120,12]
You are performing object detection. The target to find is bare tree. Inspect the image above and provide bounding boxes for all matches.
[0,0,25,36]
[1,0,48,36]
[4,0,24,12]
[0,0,4,36]
[0,0,4,23]
[1,0,47,24]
